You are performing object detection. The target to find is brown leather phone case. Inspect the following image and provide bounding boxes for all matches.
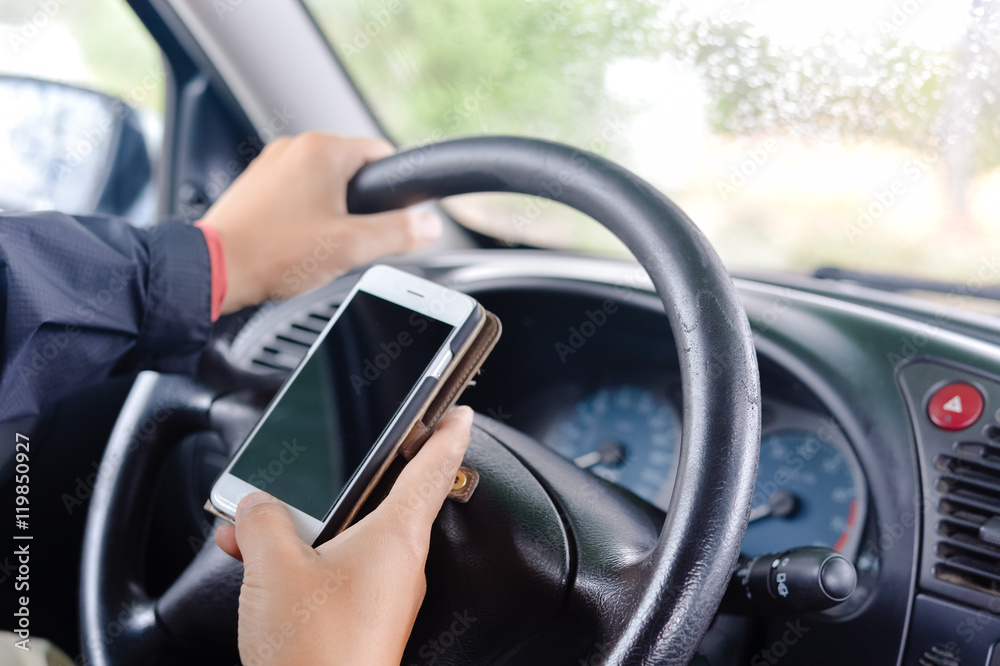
[399,308,502,460]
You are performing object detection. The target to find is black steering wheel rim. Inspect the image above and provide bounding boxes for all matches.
[80,135,760,665]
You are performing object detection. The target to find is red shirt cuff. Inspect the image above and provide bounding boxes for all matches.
[195,221,227,322]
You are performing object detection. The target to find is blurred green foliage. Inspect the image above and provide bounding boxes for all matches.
[310,0,999,169]
[0,0,163,112]
[309,0,665,161]
[68,0,164,112]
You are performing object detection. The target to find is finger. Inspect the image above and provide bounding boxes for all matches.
[342,208,442,267]
[352,136,395,164]
[308,133,394,176]
[260,135,294,160]
[214,523,242,561]
[233,491,311,566]
[245,135,294,173]
[381,406,474,532]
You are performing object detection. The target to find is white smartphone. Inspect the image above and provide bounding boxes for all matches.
[208,264,481,545]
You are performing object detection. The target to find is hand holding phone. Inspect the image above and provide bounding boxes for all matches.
[214,406,475,666]
[208,265,500,545]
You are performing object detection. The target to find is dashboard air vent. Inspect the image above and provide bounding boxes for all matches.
[934,443,1000,596]
[248,304,336,373]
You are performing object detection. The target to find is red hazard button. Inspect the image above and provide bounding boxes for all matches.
[928,382,984,431]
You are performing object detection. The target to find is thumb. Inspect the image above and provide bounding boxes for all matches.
[233,491,311,566]
[380,406,473,533]
[345,208,442,265]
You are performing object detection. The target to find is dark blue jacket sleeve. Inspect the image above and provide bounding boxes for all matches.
[0,211,212,422]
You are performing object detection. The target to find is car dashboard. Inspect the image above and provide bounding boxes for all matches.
[221,249,1000,665]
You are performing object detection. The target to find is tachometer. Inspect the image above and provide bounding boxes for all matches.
[546,385,680,512]
[742,427,867,559]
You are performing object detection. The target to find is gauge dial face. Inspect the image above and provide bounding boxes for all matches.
[546,385,681,512]
[742,428,866,558]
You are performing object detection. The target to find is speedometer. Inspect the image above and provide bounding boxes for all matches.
[742,427,867,559]
[545,385,681,512]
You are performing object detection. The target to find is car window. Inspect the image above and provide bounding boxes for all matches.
[0,0,165,225]
[304,0,1000,288]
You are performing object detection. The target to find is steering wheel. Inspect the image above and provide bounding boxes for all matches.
[80,136,760,665]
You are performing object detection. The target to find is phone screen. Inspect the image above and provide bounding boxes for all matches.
[229,290,454,520]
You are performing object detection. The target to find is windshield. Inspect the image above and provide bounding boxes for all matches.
[305,0,1000,286]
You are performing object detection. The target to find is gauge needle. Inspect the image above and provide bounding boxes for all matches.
[574,441,627,469]
[748,490,799,524]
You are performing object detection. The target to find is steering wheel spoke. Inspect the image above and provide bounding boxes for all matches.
[155,532,242,647]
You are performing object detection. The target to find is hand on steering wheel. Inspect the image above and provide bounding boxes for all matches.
[201,133,443,314]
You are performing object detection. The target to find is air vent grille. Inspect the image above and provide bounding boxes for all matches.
[934,446,1000,596]
[248,304,336,373]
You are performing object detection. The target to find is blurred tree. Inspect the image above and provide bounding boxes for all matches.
[0,0,163,112]
[312,0,1000,183]
[310,0,665,161]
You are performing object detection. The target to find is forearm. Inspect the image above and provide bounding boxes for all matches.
[0,212,213,421]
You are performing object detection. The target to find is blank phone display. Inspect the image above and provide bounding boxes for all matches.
[229,290,453,519]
